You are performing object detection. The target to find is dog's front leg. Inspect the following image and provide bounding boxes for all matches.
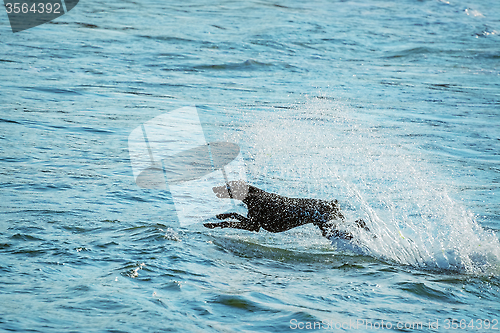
[203,213,260,232]
[215,212,250,222]
[203,221,243,229]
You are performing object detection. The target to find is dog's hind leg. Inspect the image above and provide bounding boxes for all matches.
[318,223,354,240]
[354,219,370,231]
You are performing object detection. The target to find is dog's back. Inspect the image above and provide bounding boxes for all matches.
[237,184,344,233]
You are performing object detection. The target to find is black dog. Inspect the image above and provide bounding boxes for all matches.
[203,180,369,240]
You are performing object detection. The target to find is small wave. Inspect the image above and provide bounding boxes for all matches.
[193,59,274,71]
[138,35,196,44]
[26,86,82,95]
[0,117,21,125]
[10,233,45,242]
[396,282,465,303]
[464,8,484,17]
[383,46,437,59]
[474,28,498,38]
[74,22,99,29]
[207,294,275,313]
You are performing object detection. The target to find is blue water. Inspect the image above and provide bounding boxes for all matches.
[1,0,499,331]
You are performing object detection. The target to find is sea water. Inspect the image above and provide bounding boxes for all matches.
[1,0,499,331]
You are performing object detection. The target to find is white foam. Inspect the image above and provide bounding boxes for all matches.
[244,97,500,275]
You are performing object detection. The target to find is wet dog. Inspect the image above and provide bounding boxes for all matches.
[203,180,369,240]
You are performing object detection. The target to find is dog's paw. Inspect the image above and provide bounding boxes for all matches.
[203,221,231,229]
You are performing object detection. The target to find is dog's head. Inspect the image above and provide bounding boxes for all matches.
[212,180,249,200]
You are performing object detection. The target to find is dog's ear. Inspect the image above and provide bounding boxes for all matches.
[213,180,249,200]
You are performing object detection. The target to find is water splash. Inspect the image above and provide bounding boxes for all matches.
[243,97,500,275]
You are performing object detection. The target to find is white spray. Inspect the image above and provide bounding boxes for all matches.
[243,97,500,275]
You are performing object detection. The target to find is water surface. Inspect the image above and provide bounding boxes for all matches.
[1,0,499,331]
